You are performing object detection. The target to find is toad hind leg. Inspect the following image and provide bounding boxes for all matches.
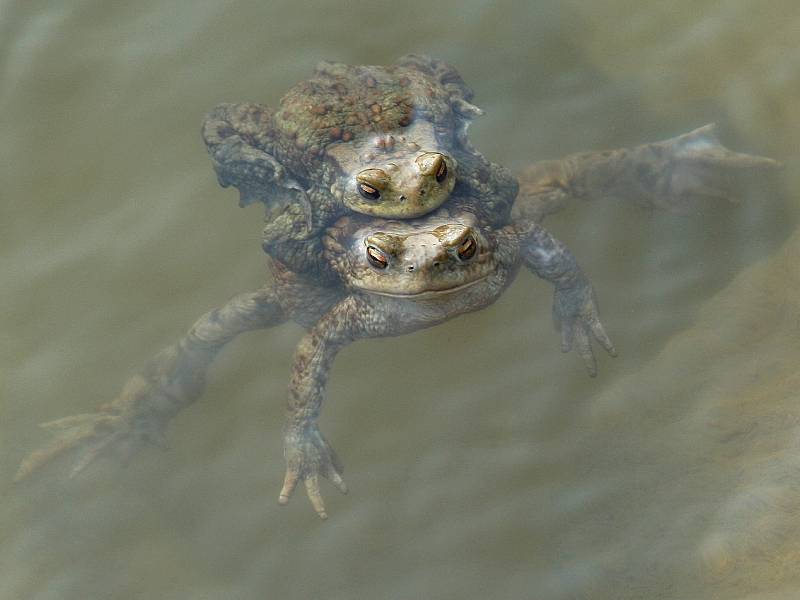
[15,285,286,482]
[515,124,781,222]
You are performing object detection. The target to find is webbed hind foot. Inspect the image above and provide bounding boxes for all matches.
[15,375,166,482]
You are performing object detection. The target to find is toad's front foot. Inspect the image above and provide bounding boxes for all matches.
[553,281,616,377]
[279,424,348,520]
[14,375,168,482]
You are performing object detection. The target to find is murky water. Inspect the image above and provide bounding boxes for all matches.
[2,1,799,598]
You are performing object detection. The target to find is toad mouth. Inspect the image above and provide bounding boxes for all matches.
[365,276,489,299]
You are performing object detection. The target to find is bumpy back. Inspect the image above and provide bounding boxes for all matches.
[269,55,483,179]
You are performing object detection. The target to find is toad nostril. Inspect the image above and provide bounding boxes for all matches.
[399,195,407,201]
[433,261,441,268]
[406,264,415,272]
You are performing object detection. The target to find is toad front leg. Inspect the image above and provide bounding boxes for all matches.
[16,286,286,481]
[202,102,312,222]
[509,222,616,377]
[515,124,781,222]
[278,297,374,519]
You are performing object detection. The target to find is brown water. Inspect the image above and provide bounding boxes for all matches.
[2,2,799,598]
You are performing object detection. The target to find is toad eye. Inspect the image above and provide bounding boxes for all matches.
[435,160,448,183]
[358,182,381,201]
[366,245,389,269]
[456,235,477,261]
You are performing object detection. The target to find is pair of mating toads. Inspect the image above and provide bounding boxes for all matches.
[16,56,779,519]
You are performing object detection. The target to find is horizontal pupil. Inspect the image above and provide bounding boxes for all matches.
[367,246,387,267]
[359,182,381,201]
[459,239,475,258]
[435,161,448,183]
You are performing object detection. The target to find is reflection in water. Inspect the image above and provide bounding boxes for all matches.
[2,1,798,598]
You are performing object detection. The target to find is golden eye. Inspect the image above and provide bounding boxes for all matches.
[358,182,381,201]
[366,245,389,269]
[457,236,476,261]
[435,160,448,183]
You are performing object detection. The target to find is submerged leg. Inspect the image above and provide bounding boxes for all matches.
[277,297,368,519]
[514,124,781,222]
[16,285,287,482]
[508,222,616,377]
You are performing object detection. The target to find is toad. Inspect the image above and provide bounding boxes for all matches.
[16,203,614,519]
[16,55,780,520]
[201,57,776,288]
[202,55,517,279]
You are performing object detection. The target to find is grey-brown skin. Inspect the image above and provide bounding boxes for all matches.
[201,56,775,284]
[16,116,779,519]
[513,124,781,222]
[202,55,518,279]
[277,208,617,518]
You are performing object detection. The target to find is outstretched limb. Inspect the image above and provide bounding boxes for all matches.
[510,222,616,377]
[16,286,287,482]
[514,124,782,222]
[278,296,368,519]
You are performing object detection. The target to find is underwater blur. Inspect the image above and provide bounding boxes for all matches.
[2,1,799,598]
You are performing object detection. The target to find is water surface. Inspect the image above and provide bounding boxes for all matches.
[2,1,799,598]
